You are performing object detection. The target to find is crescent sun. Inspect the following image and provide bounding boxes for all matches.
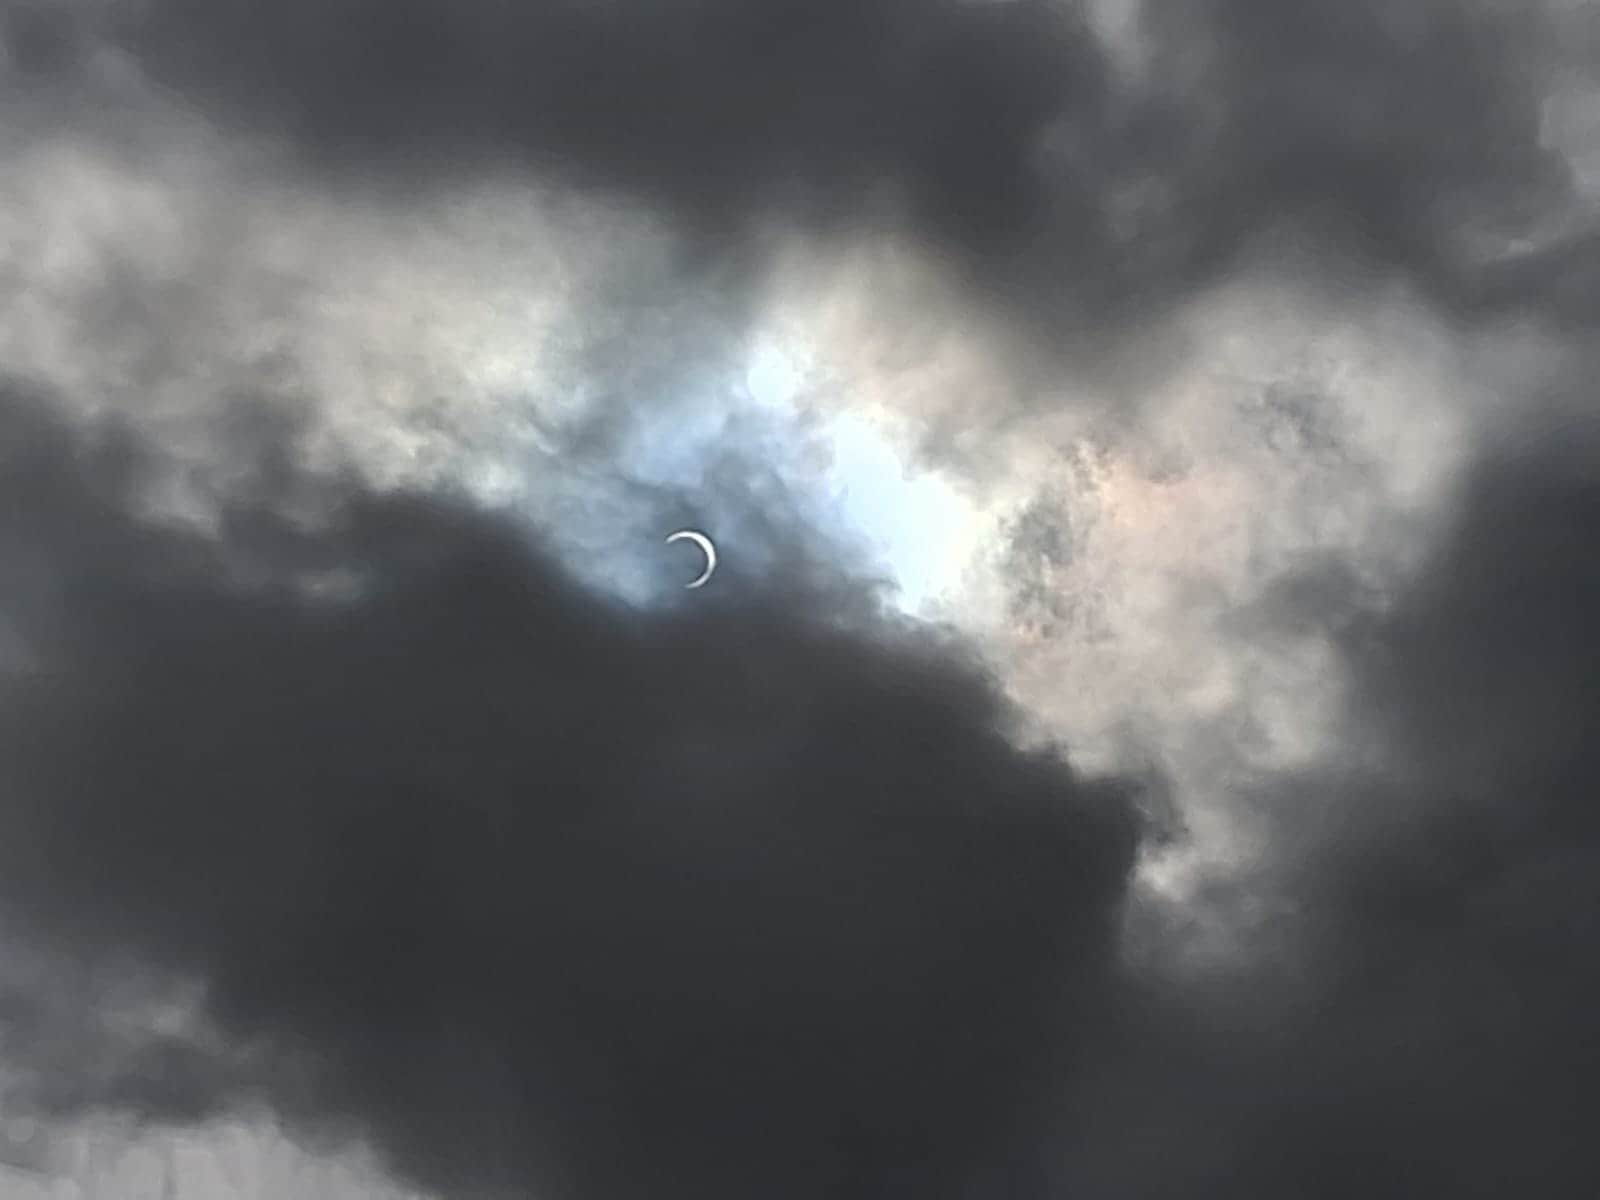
[665,529,717,588]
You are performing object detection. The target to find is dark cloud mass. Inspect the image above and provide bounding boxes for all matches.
[1051,415,1600,1197]
[114,0,1089,252]
[53,0,1591,335]
[1273,448,1600,1197]
[0,389,1138,1198]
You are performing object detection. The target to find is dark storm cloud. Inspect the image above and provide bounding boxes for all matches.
[1255,420,1600,1195]
[0,388,1139,1199]
[105,0,1092,252]
[17,0,1586,341]
[1056,413,1600,1197]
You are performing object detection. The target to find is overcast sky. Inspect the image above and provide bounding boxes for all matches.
[1,2,1598,1197]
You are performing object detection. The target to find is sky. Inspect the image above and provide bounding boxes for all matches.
[0,1,1598,1197]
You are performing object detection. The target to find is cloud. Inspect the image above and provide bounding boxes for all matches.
[20,0,1586,350]
[1061,409,1600,1197]
[0,388,1140,1198]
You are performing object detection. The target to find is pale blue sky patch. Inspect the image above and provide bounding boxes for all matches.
[523,335,986,614]
[819,411,979,614]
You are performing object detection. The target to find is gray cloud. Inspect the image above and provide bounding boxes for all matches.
[15,0,1586,347]
[1057,411,1600,1197]
[0,388,1139,1198]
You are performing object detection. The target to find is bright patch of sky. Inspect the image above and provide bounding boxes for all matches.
[533,337,985,614]
[744,341,981,614]
[817,410,976,613]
